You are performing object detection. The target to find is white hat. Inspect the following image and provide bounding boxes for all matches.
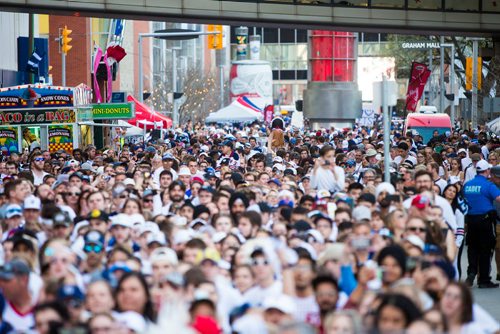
[178,166,191,176]
[170,215,187,226]
[5,204,22,219]
[147,233,167,246]
[457,148,467,155]
[24,195,41,210]
[272,163,286,172]
[404,235,425,251]
[263,294,297,315]
[189,218,208,229]
[307,229,325,244]
[128,213,146,226]
[110,214,132,228]
[375,182,396,199]
[476,160,492,172]
[123,178,135,186]
[273,156,283,163]
[150,247,178,265]
[173,229,193,245]
[139,221,160,235]
[352,205,372,222]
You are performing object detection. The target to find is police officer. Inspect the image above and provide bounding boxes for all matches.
[463,160,500,288]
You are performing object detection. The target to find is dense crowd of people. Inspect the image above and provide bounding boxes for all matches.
[0,117,499,334]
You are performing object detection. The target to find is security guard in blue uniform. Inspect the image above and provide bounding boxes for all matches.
[463,160,500,288]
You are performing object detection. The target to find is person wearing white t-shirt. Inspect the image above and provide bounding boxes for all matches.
[403,170,457,231]
[244,249,283,307]
[0,259,38,332]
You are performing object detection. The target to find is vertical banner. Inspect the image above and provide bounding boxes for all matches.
[264,105,274,125]
[235,26,248,61]
[0,127,19,155]
[48,125,73,153]
[249,35,261,60]
[405,62,431,112]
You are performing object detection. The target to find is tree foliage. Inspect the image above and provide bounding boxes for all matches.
[151,67,225,124]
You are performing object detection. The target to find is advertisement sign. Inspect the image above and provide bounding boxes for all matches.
[48,125,73,153]
[264,105,274,125]
[0,85,73,109]
[0,127,19,155]
[406,62,431,112]
[0,108,76,125]
[230,60,273,110]
[235,26,248,60]
[92,103,135,120]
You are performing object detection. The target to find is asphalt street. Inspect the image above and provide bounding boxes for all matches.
[460,246,500,322]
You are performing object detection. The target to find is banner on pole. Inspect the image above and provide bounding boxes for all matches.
[405,62,431,112]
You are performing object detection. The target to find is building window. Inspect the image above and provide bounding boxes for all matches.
[483,0,500,11]
[408,0,442,9]
[445,1,479,11]
[371,0,404,8]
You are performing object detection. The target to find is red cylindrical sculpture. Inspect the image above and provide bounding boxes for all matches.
[310,31,356,82]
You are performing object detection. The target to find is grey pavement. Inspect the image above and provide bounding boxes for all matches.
[460,245,500,321]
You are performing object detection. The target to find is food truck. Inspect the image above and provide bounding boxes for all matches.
[0,84,92,154]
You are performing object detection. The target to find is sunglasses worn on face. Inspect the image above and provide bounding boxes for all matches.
[84,244,103,253]
[252,258,269,266]
[67,192,81,196]
[34,157,44,162]
[408,227,427,233]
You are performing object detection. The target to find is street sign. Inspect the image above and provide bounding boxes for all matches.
[92,102,135,120]
[111,91,126,103]
[400,41,440,49]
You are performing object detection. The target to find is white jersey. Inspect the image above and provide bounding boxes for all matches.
[3,301,34,332]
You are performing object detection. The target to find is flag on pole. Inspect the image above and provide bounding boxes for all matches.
[26,50,43,73]
[405,62,431,112]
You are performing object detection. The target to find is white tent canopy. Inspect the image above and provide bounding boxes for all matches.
[118,120,144,137]
[206,101,263,123]
[487,117,500,135]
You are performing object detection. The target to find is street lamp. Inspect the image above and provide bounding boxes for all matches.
[137,29,220,128]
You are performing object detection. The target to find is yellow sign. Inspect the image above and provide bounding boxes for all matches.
[466,57,482,91]
[207,25,223,50]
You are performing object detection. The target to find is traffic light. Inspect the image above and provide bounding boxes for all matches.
[207,25,223,50]
[61,26,72,54]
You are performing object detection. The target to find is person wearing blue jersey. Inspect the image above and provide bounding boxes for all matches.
[463,160,500,288]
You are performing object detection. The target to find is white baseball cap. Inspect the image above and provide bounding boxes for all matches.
[263,294,297,315]
[476,160,492,172]
[149,247,178,265]
[110,214,132,228]
[24,195,41,210]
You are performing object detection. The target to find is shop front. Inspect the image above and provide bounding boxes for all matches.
[0,85,85,154]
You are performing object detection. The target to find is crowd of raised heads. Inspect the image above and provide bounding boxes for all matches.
[0,117,499,334]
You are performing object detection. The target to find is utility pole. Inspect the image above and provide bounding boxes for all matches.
[383,75,390,183]
[439,36,445,112]
[471,38,479,129]
[28,13,34,84]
